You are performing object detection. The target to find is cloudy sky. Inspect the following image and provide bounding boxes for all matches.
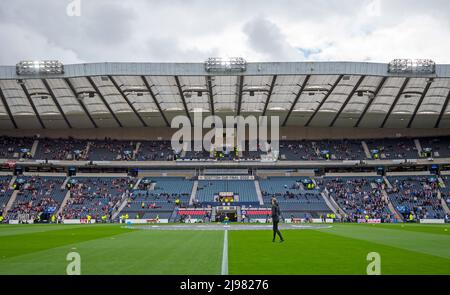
[0,0,449,65]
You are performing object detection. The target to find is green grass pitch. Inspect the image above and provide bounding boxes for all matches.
[0,223,449,275]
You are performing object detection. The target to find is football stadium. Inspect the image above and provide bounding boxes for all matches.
[0,59,449,277]
[1,2,450,291]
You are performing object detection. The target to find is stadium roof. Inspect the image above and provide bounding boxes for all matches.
[0,61,450,130]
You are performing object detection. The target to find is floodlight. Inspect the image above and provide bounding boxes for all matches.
[388,59,435,74]
[16,60,64,75]
[205,57,247,72]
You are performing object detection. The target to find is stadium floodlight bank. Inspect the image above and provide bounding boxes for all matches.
[388,59,436,74]
[16,60,64,75]
[205,57,247,72]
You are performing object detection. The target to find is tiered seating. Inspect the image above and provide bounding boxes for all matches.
[1,136,450,161]
[387,176,444,219]
[0,176,13,213]
[278,140,365,160]
[7,176,67,220]
[420,137,450,158]
[136,141,175,161]
[440,176,450,207]
[259,177,330,218]
[62,177,135,219]
[366,138,417,159]
[123,177,193,219]
[315,139,365,160]
[241,150,261,160]
[183,150,212,160]
[0,136,34,159]
[87,139,137,161]
[34,138,87,160]
[278,140,317,160]
[321,176,391,221]
[440,176,450,189]
[196,180,258,203]
[240,141,262,160]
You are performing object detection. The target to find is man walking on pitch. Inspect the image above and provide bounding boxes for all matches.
[271,197,284,243]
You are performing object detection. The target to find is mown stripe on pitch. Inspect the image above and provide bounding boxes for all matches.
[319,225,450,260]
[0,225,133,260]
[221,229,228,275]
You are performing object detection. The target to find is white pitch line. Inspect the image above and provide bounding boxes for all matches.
[221,229,228,275]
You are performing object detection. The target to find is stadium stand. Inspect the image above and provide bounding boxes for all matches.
[87,139,137,161]
[0,136,34,159]
[0,176,13,213]
[259,177,331,218]
[136,141,175,161]
[419,137,450,158]
[386,176,445,219]
[196,180,258,204]
[365,138,418,159]
[7,176,67,220]
[34,137,88,160]
[278,140,317,160]
[314,140,366,160]
[63,176,135,219]
[122,177,193,220]
[0,61,450,224]
[321,176,392,221]
[1,136,450,161]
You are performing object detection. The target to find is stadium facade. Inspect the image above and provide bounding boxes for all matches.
[0,60,450,132]
[0,60,449,225]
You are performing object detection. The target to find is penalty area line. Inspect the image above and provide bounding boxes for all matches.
[221,229,228,275]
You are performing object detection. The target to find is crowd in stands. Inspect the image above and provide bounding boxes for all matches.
[35,137,88,161]
[278,139,366,161]
[322,177,392,222]
[63,177,135,219]
[87,139,137,161]
[7,176,66,221]
[386,176,444,219]
[127,190,188,208]
[1,172,449,223]
[278,141,317,160]
[120,177,192,220]
[136,141,175,161]
[417,137,450,158]
[0,136,34,159]
[366,138,418,159]
[316,140,366,160]
[2,135,450,161]
[0,176,12,213]
[259,177,331,218]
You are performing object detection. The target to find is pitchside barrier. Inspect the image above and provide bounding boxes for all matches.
[9,220,35,224]
[8,219,98,224]
[63,219,97,224]
[181,219,203,223]
[357,218,382,224]
[420,219,445,224]
[125,219,169,224]
[250,218,334,223]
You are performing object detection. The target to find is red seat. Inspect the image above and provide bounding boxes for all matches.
[177,210,207,215]
[246,210,271,215]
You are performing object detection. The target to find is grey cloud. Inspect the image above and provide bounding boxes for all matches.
[243,17,304,61]
[81,1,135,45]
[0,0,449,64]
[145,37,219,62]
